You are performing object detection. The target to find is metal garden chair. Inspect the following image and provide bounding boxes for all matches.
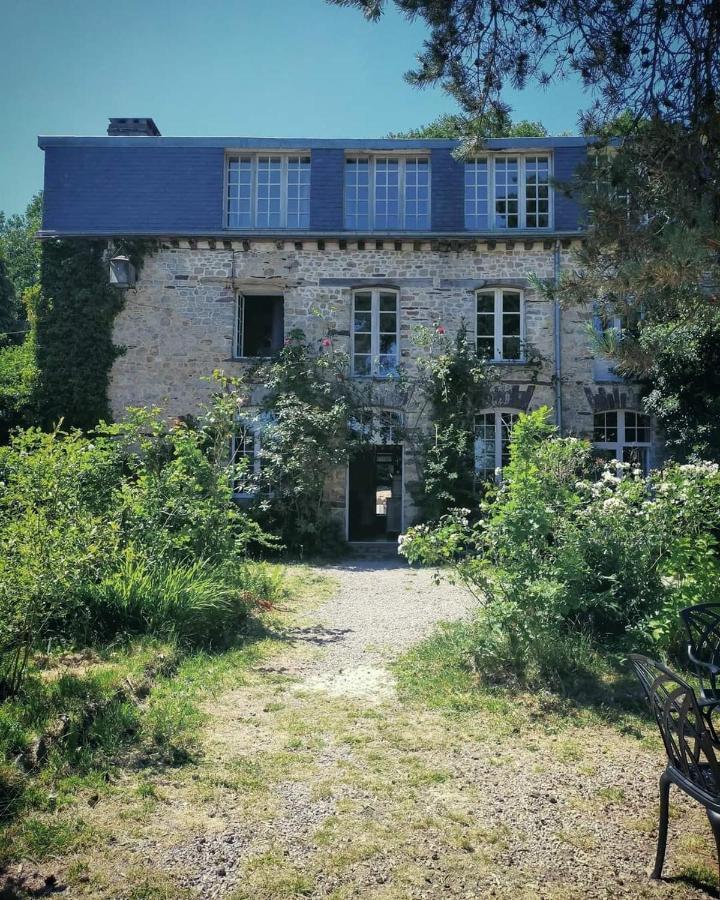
[680,603,720,743]
[630,654,720,883]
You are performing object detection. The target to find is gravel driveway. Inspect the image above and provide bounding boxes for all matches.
[288,559,472,699]
[60,559,719,899]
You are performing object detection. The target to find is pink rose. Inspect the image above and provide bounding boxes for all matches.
[436,325,446,335]
[321,337,332,347]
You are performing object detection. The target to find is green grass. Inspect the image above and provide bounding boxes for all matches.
[394,616,652,735]
[0,561,308,866]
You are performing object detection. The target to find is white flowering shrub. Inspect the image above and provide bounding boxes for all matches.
[400,408,720,678]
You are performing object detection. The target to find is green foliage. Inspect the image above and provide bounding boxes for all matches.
[401,408,720,685]
[0,257,15,337]
[332,1,719,140]
[388,112,548,140]
[410,323,492,519]
[548,118,720,461]
[31,239,152,430]
[0,193,42,315]
[239,329,372,553]
[0,396,278,697]
[0,335,38,442]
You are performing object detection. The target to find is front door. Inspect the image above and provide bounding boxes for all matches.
[348,445,403,541]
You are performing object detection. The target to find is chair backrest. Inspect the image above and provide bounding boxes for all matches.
[681,603,720,682]
[630,654,720,800]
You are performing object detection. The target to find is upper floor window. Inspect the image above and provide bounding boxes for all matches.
[234,294,284,358]
[351,288,399,377]
[475,409,521,480]
[465,155,551,231]
[593,410,652,472]
[226,155,310,229]
[344,157,430,231]
[476,288,524,362]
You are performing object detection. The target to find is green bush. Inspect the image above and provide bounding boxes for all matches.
[86,549,260,647]
[400,408,720,684]
[0,394,277,697]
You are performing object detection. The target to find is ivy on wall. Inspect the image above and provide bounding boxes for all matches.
[31,239,153,430]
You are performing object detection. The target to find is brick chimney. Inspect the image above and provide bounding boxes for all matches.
[107,117,161,136]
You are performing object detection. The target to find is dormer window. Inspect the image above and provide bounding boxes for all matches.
[465,154,551,231]
[344,156,430,231]
[226,155,310,229]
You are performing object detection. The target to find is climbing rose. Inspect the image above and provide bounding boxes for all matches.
[436,325,446,335]
[321,337,332,347]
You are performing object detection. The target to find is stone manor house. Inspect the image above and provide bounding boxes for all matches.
[38,117,658,543]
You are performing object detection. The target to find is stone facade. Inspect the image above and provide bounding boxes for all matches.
[109,238,654,535]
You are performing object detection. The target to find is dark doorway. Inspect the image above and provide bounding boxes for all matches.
[348,445,403,541]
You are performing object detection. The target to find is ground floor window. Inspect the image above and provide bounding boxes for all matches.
[474,409,521,480]
[235,294,284,358]
[592,409,651,472]
[231,414,274,497]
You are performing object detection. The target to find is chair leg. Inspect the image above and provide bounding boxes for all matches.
[652,773,671,880]
[706,808,720,889]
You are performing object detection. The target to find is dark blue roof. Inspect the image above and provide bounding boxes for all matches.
[38,135,591,151]
[38,134,592,238]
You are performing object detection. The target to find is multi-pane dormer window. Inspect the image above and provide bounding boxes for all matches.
[226,155,310,229]
[465,155,551,230]
[344,156,430,231]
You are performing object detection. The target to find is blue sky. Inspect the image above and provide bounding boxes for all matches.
[0,0,590,217]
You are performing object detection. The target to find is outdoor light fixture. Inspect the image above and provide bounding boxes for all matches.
[109,254,136,288]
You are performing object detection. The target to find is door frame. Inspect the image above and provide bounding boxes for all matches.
[345,442,404,542]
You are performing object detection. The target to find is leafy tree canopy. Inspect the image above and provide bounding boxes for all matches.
[0,193,42,305]
[388,111,549,139]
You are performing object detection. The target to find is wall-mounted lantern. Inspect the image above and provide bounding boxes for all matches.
[109,254,136,288]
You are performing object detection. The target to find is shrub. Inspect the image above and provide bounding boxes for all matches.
[0,395,277,696]
[86,549,260,647]
[400,408,720,684]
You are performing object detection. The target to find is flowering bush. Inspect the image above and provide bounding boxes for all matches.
[400,408,720,680]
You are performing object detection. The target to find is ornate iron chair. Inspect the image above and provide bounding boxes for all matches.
[630,654,720,882]
[680,603,720,742]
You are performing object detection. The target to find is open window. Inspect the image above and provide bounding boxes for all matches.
[235,294,284,358]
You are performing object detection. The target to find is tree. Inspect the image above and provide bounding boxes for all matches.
[0,258,14,340]
[388,111,548,139]
[329,1,720,140]
[333,0,720,461]
[0,193,42,311]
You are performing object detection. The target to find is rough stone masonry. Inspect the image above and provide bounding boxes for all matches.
[109,238,653,532]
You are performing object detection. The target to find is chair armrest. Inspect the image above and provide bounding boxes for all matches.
[688,644,720,676]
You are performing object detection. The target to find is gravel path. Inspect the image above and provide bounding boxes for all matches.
[286,559,472,699]
[56,559,719,899]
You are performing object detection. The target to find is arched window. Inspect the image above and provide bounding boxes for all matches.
[593,410,652,472]
[474,409,522,479]
[476,288,524,362]
[351,288,399,377]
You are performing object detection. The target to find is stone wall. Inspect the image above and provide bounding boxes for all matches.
[109,239,654,532]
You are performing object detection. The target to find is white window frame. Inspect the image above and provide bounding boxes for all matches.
[344,154,431,231]
[464,153,553,231]
[475,288,525,362]
[233,292,285,359]
[474,409,522,480]
[593,409,652,472]
[231,413,275,498]
[225,154,311,230]
[351,288,400,378]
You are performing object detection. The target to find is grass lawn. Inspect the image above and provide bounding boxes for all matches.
[2,566,719,899]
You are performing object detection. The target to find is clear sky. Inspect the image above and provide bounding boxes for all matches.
[0,0,590,217]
